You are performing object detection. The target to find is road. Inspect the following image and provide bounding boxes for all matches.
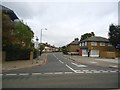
[2,53,119,88]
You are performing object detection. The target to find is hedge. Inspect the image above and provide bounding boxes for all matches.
[3,44,34,61]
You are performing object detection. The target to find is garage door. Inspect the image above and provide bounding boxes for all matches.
[82,49,88,56]
[90,50,99,57]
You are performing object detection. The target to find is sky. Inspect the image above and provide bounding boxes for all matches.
[2,0,119,47]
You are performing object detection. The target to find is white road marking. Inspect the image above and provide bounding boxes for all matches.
[44,72,54,75]
[110,71,117,73]
[32,73,42,75]
[85,71,93,73]
[3,69,118,76]
[53,54,64,64]
[19,73,29,75]
[71,62,87,67]
[65,64,76,73]
[83,70,89,72]
[59,60,64,64]
[102,71,109,73]
[90,61,97,64]
[6,74,17,76]
[93,71,101,73]
[99,70,107,72]
[76,71,84,73]
[91,70,98,71]
[54,72,63,74]
[109,65,118,68]
[64,72,73,74]
[75,70,82,72]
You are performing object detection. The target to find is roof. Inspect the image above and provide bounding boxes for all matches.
[67,41,80,46]
[42,43,58,49]
[80,36,109,42]
[1,5,19,21]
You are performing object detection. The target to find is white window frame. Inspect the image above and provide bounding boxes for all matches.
[91,42,97,46]
[82,43,84,46]
[100,42,105,46]
[85,42,87,46]
[80,43,82,46]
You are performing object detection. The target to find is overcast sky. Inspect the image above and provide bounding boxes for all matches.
[2,1,118,47]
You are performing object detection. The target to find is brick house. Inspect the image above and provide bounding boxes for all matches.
[79,36,115,57]
[43,43,59,53]
[67,38,80,54]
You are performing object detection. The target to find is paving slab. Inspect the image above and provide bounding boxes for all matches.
[63,54,119,68]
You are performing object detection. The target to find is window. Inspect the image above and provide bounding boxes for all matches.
[85,42,87,46]
[91,42,97,46]
[100,42,105,46]
[80,43,82,46]
[82,43,84,46]
[108,43,112,46]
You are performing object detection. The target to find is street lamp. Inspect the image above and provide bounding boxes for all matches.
[39,28,47,56]
[40,28,47,44]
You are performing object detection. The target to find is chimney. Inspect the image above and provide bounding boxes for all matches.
[74,38,79,41]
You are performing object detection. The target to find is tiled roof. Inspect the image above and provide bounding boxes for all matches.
[70,41,80,44]
[1,5,19,21]
[67,41,80,46]
[80,36,109,42]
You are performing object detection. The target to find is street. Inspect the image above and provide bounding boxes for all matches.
[2,53,119,88]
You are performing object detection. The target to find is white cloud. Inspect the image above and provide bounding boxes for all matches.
[2,2,118,47]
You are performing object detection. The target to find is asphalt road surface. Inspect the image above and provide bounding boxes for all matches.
[2,53,119,88]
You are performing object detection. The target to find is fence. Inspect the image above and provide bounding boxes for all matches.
[100,51,116,59]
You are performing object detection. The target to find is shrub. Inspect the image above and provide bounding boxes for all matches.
[3,44,32,61]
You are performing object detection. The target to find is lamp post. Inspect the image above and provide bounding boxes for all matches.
[35,36,39,63]
[39,28,47,56]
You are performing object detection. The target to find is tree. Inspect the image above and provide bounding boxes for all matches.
[39,44,45,51]
[15,21,34,49]
[108,24,120,50]
[2,13,35,60]
[2,13,15,47]
[61,46,68,54]
[80,32,95,41]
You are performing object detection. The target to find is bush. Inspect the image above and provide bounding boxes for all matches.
[3,44,33,61]
[33,49,37,59]
[62,49,68,55]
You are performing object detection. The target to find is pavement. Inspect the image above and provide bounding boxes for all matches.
[1,53,47,72]
[63,54,120,68]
